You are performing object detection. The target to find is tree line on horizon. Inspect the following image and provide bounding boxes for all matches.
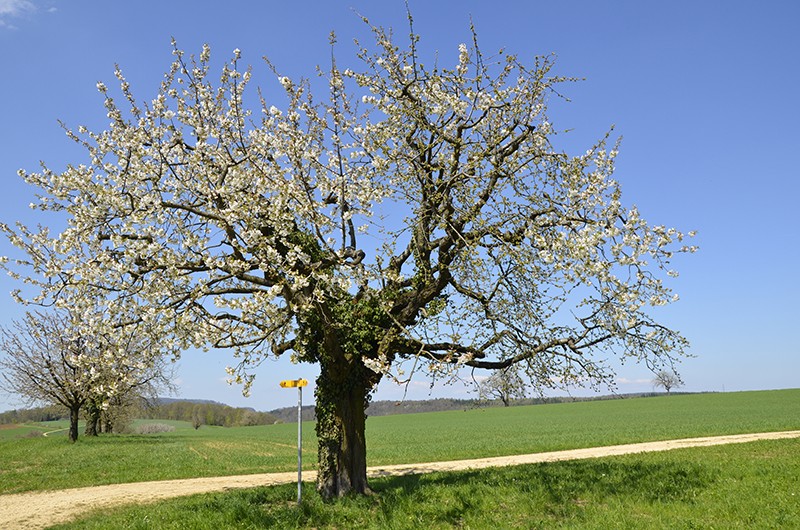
[140,399,279,428]
[0,398,279,429]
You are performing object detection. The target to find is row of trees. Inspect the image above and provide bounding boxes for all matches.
[140,400,277,428]
[0,404,66,424]
[0,398,278,430]
[0,311,174,441]
[0,13,694,497]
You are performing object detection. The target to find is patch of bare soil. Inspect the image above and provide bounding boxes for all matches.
[2,430,799,529]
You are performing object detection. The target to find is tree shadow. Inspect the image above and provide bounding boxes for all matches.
[64,458,718,529]
[381,458,713,498]
[365,458,716,524]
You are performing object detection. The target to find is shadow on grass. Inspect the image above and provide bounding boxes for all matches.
[368,460,715,525]
[379,458,715,502]
[54,459,717,529]
[152,459,716,530]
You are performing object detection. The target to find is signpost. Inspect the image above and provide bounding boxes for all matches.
[279,378,308,503]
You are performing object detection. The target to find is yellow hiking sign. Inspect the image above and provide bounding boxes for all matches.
[279,379,308,388]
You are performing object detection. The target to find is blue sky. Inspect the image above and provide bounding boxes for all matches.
[0,1,797,411]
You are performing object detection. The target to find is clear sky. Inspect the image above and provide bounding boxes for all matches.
[0,1,797,411]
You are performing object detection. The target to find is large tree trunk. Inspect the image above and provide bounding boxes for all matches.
[314,359,376,499]
[68,405,80,443]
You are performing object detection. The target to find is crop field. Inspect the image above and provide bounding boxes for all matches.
[2,389,800,528]
[2,389,799,495]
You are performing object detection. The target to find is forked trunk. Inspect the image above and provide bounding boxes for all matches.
[314,361,374,499]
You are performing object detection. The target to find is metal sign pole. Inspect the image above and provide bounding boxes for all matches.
[280,378,308,504]
[297,384,302,504]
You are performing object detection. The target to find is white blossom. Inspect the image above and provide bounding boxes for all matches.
[2,30,694,407]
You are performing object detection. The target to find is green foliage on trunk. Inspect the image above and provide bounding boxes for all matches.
[295,292,392,496]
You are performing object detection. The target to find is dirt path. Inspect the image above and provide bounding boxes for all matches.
[2,430,799,529]
[42,427,68,438]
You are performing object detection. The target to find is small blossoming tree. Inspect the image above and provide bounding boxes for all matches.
[0,310,170,442]
[2,19,695,497]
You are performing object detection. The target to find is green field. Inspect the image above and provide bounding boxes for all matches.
[50,438,800,529]
[1,389,799,497]
[3,389,800,528]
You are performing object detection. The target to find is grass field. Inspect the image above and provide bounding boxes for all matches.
[49,437,800,529]
[1,388,799,497]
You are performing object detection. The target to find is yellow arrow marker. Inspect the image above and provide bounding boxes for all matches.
[280,379,308,388]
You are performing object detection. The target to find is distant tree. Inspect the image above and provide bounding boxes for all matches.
[653,370,682,394]
[2,18,696,496]
[192,405,203,430]
[0,310,174,441]
[83,349,175,436]
[0,312,97,442]
[92,393,134,434]
[479,367,527,406]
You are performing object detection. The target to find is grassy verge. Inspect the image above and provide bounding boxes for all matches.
[0,422,308,494]
[51,438,800,529]
[1,389,798,494]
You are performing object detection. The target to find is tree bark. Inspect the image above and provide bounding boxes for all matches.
[68,405,80,443]
[84,402,100,436]
[314,359,375,499]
